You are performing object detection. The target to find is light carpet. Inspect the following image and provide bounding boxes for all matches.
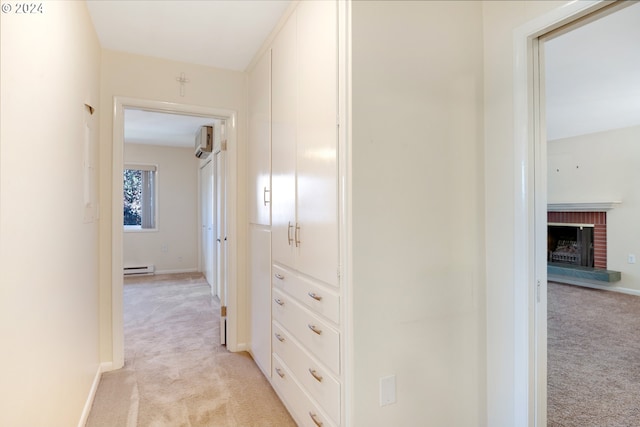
[86,273,295,427]
[548,281,640,427]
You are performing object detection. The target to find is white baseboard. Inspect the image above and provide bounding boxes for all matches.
[549,275,640,297]
[154,268,199,275]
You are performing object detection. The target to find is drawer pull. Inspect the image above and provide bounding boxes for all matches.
[274,273,285,280]
[309,412,323,427]
[307,292,322,301]
[274,298,284,306]
[275,333,285,342]
[308,368,323,382]
[275,368,285,378]
[307,324,322,335]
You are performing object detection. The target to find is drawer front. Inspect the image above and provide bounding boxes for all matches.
[273,322,340,425]
[272,288,340,375]
[272,355,337,427]
[273,265,340,324]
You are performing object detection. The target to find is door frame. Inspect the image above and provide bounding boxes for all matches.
[111,97,239,369]
[512,1,611,424]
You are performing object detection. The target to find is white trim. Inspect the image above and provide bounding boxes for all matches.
[512,1,609,425]
[112,97,240,370]
[153,268,199,275]
[77,362,112,427]
[548,277,640,297]
[547,201,621,211]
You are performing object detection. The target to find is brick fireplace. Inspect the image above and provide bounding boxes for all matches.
[547,211,607,269]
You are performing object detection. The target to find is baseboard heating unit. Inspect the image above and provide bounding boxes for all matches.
[123,265,155,276]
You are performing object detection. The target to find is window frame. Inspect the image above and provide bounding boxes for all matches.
[123,163,158,232]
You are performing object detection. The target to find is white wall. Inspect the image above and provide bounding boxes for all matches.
[482,1,571,425]
[98,50,248,360]
[123,143,199,274]
[548,125,640,291]
[0,1,102,426]
[351,2,485,425]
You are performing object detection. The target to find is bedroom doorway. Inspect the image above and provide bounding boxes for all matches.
[111,97,238,369]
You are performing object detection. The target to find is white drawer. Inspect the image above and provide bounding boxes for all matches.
[273,322,340,425]
[273,265,340,324]
[272,354,338,427]
[272,288,340,375]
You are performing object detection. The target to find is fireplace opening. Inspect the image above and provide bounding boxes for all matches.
[548,223,594,267]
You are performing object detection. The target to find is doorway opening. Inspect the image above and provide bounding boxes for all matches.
[111,97,238,369]
[514,1,638,425]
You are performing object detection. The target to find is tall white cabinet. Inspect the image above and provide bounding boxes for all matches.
[248,48,272,376]
[248,1,342,426]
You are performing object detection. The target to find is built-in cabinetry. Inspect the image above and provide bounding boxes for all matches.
[248,1,341,425]
[248,48,272,376]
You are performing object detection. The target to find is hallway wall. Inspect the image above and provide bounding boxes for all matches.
[351,1,485,425]
[123,143,199,274]
[98,50,248,362]
[0,2,102,426]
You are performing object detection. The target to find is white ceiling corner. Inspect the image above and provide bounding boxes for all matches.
[86,0,290,71]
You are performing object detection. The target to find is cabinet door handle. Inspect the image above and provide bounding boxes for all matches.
[295,222,301,247]
[307,324,322,335]
[308,368,323,382]
[263,187,270,206]
[309,412,323,427]
[275,368,285,378]
[275,333,285,342]
[274,298,284,306]
[287,222,294,246]
[274,273,285,280]
[308,292,322,301]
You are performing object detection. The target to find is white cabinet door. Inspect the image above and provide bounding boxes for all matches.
[271,11,298,270]
[296,0,339,287]
[248,50,272,226]
[249,226,271,377]
[200,160,215,289]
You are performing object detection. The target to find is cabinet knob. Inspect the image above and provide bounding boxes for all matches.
[287,222,294,246]
[275,333,285,342]
[308,292,322,301]
[275,368,285,378]
[263,187,270,206]
[309,412,323,427]
[274,273,285,280]
[308,368,323,382]
[307,324,322,335]
[274,298,284,306]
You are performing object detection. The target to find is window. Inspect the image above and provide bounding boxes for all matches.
[123,165,156,230]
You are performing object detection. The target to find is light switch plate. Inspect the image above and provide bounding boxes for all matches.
[380,375,396,406]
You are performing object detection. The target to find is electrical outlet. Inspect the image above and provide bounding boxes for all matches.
[628,254,636,264]
[379,375,396,407]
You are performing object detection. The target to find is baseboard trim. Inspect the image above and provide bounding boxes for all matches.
[549,275,640,297]
[77,364,101,427]
[153,268,199,275]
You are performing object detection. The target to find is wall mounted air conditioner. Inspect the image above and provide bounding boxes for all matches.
[195,125,213,159]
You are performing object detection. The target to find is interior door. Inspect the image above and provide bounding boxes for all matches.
[200,160,215,291]
[215,136,228,345]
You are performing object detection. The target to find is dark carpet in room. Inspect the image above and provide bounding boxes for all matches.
[548,281,640,426]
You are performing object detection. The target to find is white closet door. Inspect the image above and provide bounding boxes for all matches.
[248,49,272,226]
[296,0,339,287]
[271,12,298,270]
[200,161,215,289]
[249,226,272,376]
[215,147,227,344]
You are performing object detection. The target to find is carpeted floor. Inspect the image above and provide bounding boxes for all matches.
[86,273,295,427]
[548,281,640,427]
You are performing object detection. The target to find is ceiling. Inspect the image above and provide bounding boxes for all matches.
[86,0,290,71]
[124,109,220,147]
[87,1,640,147]
[545,2,640,141]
